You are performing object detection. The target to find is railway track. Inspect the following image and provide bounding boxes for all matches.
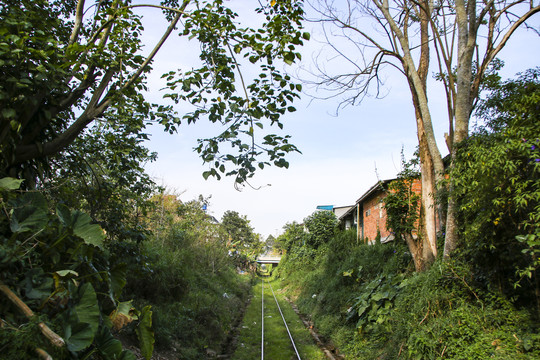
[261,278,302,360]
[230,278,327,360]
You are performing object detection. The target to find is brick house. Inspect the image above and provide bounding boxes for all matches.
[339,178,422,244]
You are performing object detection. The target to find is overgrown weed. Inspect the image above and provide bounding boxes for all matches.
[123,225,251,357]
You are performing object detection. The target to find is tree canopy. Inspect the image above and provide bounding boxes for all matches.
[221,210,257,246]
[303,210,338,248]
[0,0,307,185]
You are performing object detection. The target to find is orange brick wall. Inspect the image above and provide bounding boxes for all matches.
[361,179,422,243]
[362,192,391,242]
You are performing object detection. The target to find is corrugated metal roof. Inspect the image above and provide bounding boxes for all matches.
[316,205,334,210]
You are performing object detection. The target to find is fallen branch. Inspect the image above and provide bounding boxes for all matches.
[0,281,65,348]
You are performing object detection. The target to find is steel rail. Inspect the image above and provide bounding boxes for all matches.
[261,278,264,360]
[268,280,302,360]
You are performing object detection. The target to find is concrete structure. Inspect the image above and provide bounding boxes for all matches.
[256,255,282,264]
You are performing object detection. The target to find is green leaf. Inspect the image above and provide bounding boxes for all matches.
[71,211,105,249]
[136,305,154,360]
[2,108,16,118]
[66,322,94,352]
[118,351,137,360]
[94,326,129,358]
[10,192,48,233]
[0,177,23,190]
[343,269,354,277]
[57,205,105,248]
[109,263,127,299]
[23,268,53,300]
[56,203,72,227]
[356,303,370,318]
[75,283,100,337]
[55,270,79,277]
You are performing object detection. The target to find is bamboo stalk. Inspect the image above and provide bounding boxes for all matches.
[35,348,53,360]
[0,282,65,348]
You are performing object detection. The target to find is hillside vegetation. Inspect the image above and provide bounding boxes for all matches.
[0,184,260,359]
[274,70,540,359]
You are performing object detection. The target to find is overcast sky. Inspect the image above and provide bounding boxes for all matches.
[137,1,540,239]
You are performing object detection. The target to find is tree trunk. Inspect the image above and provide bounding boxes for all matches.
[402,0,438,267]
[420,137,437,264]
[418,1,438,263]
[443,0,476,259]
[404,233,424,272]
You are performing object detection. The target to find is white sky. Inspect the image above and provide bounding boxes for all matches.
[136,1,540,239]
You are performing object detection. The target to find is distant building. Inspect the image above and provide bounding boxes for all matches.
[332,205,355,219]
[315,205,355,228]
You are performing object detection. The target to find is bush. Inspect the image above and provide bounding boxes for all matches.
[452,68,540,309]
[123,218,251,357]
[303,210,338,248]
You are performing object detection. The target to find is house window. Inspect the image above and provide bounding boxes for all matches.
[365,209,371,217]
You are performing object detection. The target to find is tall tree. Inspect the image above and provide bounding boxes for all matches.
[221,210,257,247]
[276,221,305,252]
[303,210,338,248]
[306,0,540,265]
[0,0,307,184]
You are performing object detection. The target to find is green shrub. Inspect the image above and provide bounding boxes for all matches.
[303,210,338,248]
[452,69,540,308]
[277,227,540,359]
[387,260,540,359]
[123,225,251,358]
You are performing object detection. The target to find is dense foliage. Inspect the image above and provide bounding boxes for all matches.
[124,195,253,359]
[451,68,540,312]
[275,210,338,256]
[276,228,540,359]
[0,0,306,184]
[0,179,257,359]
[276,221,305,252]
[0,179,140,359]
[303,210,338,248]
[221,210,263,259]
[384,153,424,270]
[1,1,305,358]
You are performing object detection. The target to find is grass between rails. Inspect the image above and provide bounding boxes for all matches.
[232,277,326,360]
